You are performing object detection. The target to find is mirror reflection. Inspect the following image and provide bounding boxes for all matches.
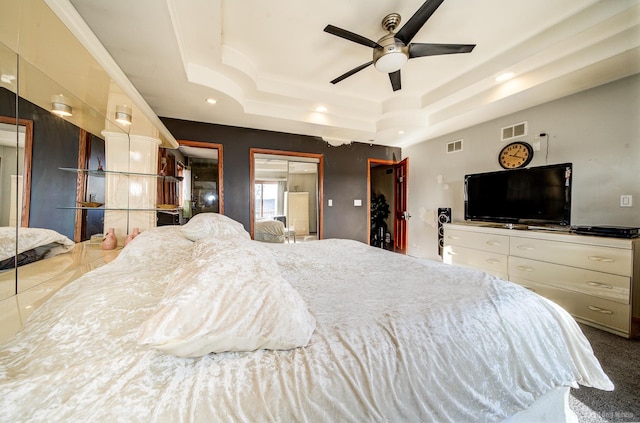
[253,152,320,243]
[0,59,128,300]
[0,40,19,298]
[158,141,222,226]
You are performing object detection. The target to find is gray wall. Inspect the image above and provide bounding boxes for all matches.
[161,118,401,243]
[404,74,640,260]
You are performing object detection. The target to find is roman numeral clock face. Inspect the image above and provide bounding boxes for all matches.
[498,141,534,169]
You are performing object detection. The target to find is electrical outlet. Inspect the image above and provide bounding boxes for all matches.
[620,195,633,207]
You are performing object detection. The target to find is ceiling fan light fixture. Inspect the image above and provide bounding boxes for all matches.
[374,50,408,73]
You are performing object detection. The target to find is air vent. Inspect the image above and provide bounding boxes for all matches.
[446,139,463,153]
[501,121,528,141]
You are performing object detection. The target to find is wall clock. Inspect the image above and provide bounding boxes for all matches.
[498,141,534,169]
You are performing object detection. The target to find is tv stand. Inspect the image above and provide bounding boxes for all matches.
[442,222,639,338]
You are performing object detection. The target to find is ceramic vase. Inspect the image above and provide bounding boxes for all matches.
[102,228,118,250]
[124,227,140,247]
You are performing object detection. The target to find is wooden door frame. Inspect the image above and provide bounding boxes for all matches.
[0,116,33,228]
[250,148,324,239]
[367,157,408,252]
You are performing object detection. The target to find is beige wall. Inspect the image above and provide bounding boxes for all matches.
[404,74,640,260]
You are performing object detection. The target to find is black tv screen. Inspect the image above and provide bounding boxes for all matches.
[464,163,572,226]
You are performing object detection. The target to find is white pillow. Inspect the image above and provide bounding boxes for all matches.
[139,237,315,357]
[180,212,249,241]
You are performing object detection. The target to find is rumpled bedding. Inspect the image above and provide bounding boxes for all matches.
[0,227,75,262]
[0,224,612,422]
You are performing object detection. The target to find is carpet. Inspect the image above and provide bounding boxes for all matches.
[569,324,640,423]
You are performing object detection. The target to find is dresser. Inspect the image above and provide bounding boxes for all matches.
[285,192,309,236]
[443,222,639,338]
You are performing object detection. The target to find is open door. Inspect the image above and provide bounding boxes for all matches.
[368,157,408,254]
[393,158,409,254]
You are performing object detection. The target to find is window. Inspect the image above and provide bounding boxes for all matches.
[255,181,279,219]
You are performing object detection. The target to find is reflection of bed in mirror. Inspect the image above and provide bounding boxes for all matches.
[0,89,108,246]
[0,227,75,271]
[254,218,286,243]
[0,214,614,421]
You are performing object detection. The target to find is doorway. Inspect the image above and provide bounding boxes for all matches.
[250,149,323,240]
[368,158,409,254]
[158,140,223,225]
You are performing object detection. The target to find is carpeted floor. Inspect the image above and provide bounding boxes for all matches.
[569,324,640,423]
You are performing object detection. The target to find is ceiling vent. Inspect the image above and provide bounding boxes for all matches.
[501,121,527,141]
[446,139,463,153]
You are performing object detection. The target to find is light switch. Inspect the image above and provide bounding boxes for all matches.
[620,195,633,207]
[328,199,333,207]
[354,199,362,207]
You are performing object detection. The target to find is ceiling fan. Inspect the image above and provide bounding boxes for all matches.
[324,0,476,91]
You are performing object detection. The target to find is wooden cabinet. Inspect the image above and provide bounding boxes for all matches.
[285,192,309,236]
[443,223,639,338]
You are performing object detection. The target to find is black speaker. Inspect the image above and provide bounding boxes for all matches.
[437,207,451,256]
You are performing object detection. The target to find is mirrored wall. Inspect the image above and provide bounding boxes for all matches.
[0,38,132,300]
[252,151,321,241]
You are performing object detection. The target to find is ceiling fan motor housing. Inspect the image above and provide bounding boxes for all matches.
[373,33,409,73]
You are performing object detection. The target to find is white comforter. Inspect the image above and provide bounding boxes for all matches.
[0,226,612,422]
[0,227,75,262]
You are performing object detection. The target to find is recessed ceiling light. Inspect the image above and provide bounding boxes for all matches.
[206,98,217,105]
[398,130,405,135]
[315,106,327,113]
[495,72,514,82]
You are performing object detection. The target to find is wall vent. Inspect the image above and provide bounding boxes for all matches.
[501,121,527,141]
[446,139,463,153]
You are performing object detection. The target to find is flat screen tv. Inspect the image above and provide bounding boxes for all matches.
[464,163,572,226]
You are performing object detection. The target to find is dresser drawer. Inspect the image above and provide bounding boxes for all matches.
[509,256,630,304]
[444,229,509,255]
[510,277,630,335]
[510,237,632,276]
[444,244,508,279]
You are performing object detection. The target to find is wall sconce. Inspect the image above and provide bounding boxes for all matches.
[115,105,132,125]
[51,94,72,117]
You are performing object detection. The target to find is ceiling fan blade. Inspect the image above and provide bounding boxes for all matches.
[389,70,401,91]
[395,0,445,44]
[409,43,475,58]
[330,61,373,84]
[324,25,381,49]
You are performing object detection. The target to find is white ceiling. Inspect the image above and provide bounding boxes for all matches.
[67,0,640,148]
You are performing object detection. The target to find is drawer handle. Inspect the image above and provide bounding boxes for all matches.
[517,245,535,251]
[486,241,501,246]
[516,265,535,272]
[448,235,460,240]
[588,256,615,263]
[586,281,613,289]
[486,259,500,265]
[587,305,613,315]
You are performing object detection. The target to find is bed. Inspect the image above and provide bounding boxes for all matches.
[0,213,612,422]
[254,218,286,243]
[0,227,75,270]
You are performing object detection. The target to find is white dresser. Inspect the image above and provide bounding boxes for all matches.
[443,222,639,338]
[284,192,309,236]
